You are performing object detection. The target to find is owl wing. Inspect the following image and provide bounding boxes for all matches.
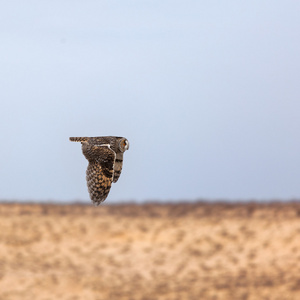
[113,153,124,183]
[86,145,116,206]
[70,137,89,142]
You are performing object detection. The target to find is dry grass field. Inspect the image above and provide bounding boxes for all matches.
[0,201,300,300]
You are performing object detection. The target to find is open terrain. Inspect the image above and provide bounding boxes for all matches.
[0,201,300,300]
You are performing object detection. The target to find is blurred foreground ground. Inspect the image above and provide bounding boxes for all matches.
[0,202,300,300]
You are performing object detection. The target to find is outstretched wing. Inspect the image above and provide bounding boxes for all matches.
[86,145,116,206]
[69,137,89,142]
[113,153,124,183]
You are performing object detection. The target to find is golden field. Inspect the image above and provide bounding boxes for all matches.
[0,202,300,300]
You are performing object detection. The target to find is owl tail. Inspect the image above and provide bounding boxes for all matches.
[69,137,88,142]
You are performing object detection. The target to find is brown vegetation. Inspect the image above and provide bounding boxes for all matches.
[0,201,300,299]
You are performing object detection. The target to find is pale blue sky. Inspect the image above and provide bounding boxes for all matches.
[1,1,300,202]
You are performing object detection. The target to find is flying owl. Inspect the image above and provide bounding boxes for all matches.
[70,136,129,206]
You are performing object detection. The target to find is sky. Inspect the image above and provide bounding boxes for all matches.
[0,1,300,203]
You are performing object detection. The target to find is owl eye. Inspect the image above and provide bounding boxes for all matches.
[119,139,129,152]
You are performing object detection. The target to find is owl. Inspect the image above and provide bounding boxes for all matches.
[70,136,129,206]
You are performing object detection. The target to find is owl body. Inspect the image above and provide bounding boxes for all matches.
[70,136,129,206]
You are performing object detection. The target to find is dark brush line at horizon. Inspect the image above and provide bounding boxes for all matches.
[0,198,299,206]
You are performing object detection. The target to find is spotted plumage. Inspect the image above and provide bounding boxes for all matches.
[70,136,129,206]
